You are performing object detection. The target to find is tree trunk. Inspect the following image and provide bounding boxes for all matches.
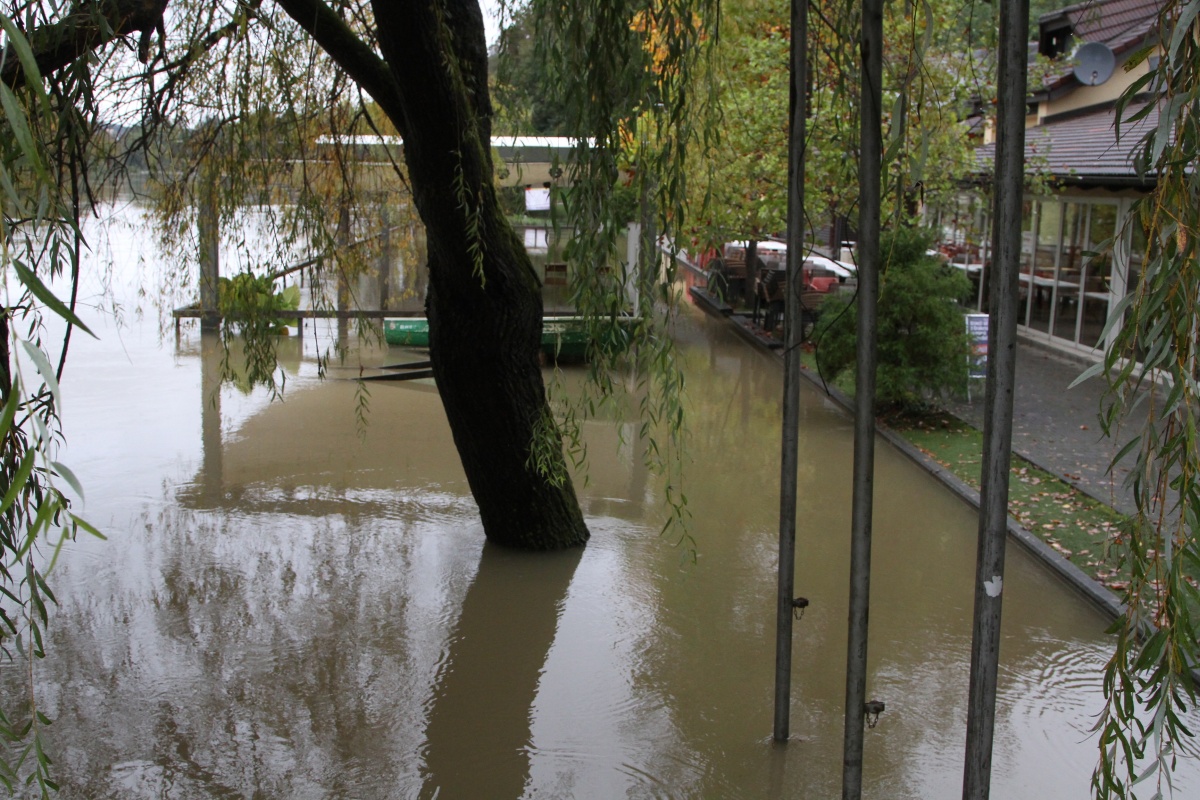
[17,0,590,549]
[367,0,589,549]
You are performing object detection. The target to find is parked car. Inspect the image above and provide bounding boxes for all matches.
[804,254,857,280]
[702,240,855,302]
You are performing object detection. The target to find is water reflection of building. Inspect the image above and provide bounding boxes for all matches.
[934,0,1163,356]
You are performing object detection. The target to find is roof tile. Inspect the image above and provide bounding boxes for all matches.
[975,101,1159,183]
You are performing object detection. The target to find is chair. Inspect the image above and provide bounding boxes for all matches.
[758,267,787,334]
[706,258,730,302]
[722,250,768,307]
[724,251,748,305]
[798,290,828,340]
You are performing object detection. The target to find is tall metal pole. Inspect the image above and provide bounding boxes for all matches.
[773,0,810,742]
[962,2,1028,798]
[197,174,220,333]
[842,0,882,795]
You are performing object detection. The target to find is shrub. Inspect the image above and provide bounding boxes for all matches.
[813,227,972,411]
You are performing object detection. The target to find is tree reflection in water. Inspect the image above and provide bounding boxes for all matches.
[420,544,582,797]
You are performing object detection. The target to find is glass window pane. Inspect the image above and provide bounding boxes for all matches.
[1020,200,1035,325]
[1083,203,1117,348]
[1028,201,1061,333]
[938,194,989,310]
[1052,203,1086,341]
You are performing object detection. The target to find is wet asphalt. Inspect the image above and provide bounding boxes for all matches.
[940,340,1152,519]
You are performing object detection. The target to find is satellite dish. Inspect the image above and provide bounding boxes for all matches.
[1073,41,1115,86]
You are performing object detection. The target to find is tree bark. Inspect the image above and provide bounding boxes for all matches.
[382,1,588,549]
[1,0,168,89]
[280,0,588,548]
[16,0,590,549]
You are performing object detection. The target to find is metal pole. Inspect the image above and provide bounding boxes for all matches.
[746,239,759,313]
[197,176,220,333]
[336,195,352,344]
[962,2,1028,798]
[380,203,393,310]
[842,0,882,795]
[773,0,810,742]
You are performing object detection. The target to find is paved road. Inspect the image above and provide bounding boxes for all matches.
[941,340,1151,518]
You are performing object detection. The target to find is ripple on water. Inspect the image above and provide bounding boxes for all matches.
[523,744,707,800]
[1003,638,1109,721]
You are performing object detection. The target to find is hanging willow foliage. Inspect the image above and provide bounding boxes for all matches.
[122,1,414,393]
[0,6,730,782]
[1089,2,1200,798]
[0,15,108,794]
[510,0,720,549]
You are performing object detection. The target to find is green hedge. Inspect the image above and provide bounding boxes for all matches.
[814,227,972,412]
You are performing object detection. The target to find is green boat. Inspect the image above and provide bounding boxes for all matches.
[383,315,634,362]
[382,317,434,348]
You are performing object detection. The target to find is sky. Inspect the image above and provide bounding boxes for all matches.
[482,1,503,46]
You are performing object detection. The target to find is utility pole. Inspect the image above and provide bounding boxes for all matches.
[842,0,883,795]
[962,2,1029,798]
[773,0,811,742]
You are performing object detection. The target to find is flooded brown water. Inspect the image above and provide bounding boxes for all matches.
[10,203,1199,798]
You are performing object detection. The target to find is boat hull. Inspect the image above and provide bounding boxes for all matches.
[383,318,432,348]
[383,316,629,363]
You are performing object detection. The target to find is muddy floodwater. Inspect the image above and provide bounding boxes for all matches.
[8,202,1199,798]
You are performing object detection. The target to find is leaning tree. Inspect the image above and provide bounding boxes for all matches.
[1,0,713,787]
[1,0,711,553]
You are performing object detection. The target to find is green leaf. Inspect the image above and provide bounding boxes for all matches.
[69,514,106,541]
[19,341,62,414]
[1107,435,1143,478]
[0,15,49,109]
[16,499,57,562]
[1152,95,1185,165]
[0,448,36,518]
[10,261,95,338]
[1069,361,1105,389]
[1096,292,1136,347]
[31,413,49,447]
[50,461,84,500]
[1169,0,1200,61]
[279,283,301,310]
[0,380,19,437]
[46,527,70,574]
[0,83,49,186]
[32,569,56,606]
[0,163,27,218]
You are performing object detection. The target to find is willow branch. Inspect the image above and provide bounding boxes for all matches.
[1,0,169,89]
[271,0,405,125]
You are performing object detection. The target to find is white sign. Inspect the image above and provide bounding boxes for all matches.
[525,187,551,212]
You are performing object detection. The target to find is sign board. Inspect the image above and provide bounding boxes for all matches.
[965,313,989,380]
[525,187,551,212]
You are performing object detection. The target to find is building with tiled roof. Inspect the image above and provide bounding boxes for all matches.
[937,0,1166,356]
[1038,0,1162,60]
